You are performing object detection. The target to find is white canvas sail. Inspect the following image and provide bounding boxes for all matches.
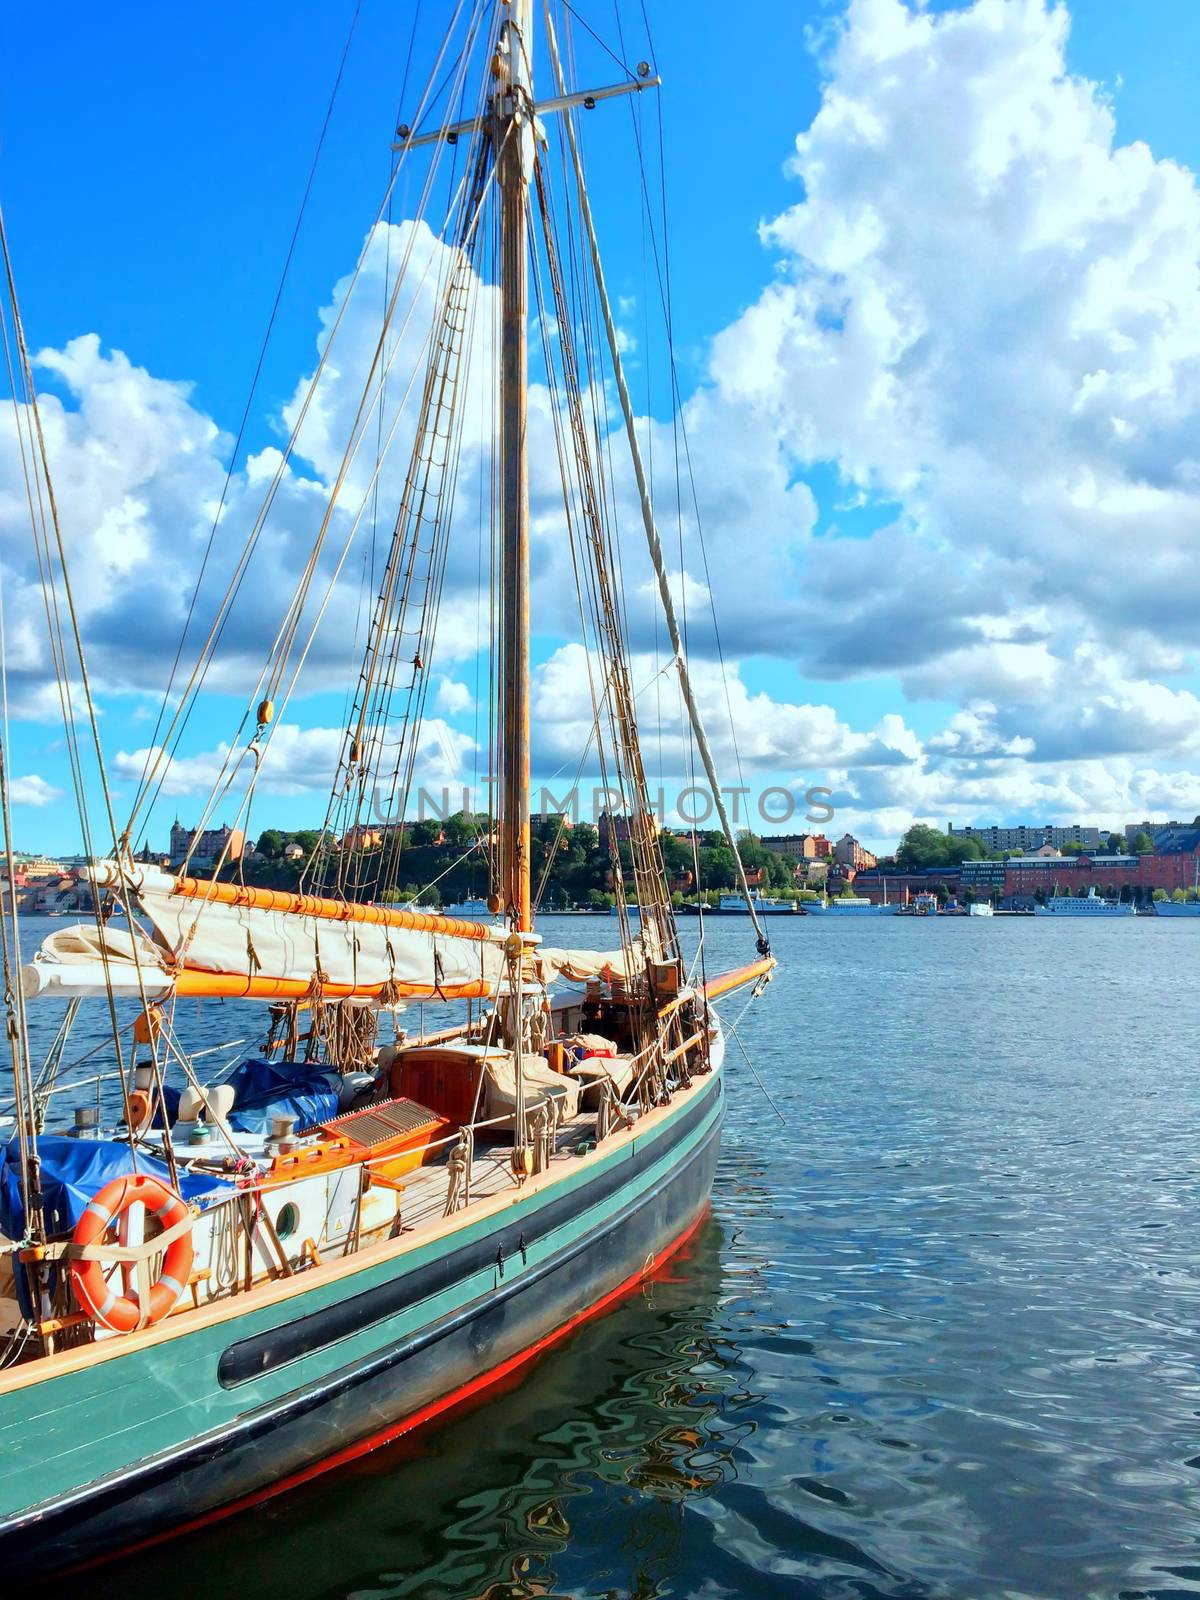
[22,864,644,1002]
[24,863,511,1002]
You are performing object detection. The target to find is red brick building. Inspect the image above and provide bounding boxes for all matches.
[1000,849,1200,898]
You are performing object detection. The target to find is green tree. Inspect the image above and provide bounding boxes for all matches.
[697,846,737,890]
[255,828,285,860]
[896,824,951,870]
[659,832,691,873]
[1131,830,1154,855]
[443,811,480,847]
[945,834,985,864]
[1106,833,1126,854]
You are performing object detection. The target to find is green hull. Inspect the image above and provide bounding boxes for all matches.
[0,1066,723,1574]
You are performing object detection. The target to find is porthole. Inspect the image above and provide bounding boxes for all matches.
[274,1202,300,1240]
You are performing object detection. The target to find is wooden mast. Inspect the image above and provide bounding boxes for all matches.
[497,0,533,931]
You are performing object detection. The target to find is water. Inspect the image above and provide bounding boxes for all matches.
[22,912,1200,1599]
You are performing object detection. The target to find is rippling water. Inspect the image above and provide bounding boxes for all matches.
[33,912,1200,1599]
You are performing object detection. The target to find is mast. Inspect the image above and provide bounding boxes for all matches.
[496,0,533,931]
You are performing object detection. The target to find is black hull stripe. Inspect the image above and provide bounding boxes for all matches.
[218,1072,719,1386]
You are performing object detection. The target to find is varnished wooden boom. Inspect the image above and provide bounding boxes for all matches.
[702,956,777,1002]
[172,971,493,1002]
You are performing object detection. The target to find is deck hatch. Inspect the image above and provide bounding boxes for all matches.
[316,1098,441,1147]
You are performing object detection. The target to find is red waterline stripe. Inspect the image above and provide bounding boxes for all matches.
[78,1203,711,1571]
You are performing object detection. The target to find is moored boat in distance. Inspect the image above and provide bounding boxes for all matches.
[806,894,898,916]
[440,897,495,918]
[715,892,801,915]
[1035,887,1136,916]
[894,892,940,916]
[968,902,995,917]
[1154,862,1200,914]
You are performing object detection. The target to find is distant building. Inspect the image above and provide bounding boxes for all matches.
[18,856,70,882]
[1001,854,1135,898]
[834,833,877,870]
[169,821,245,869]
[948,821,1103,852]
[989,849,1200,898]
[855,865,962,904]
[793,858,829,887]
[30,876,78,912]
[341,825,385,851]
[761,832,822,861]
[598,811,661,852]
[1125,820,1200,852]
[957,860,1008,890]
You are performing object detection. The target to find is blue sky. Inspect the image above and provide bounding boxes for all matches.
[3,0,1200,854]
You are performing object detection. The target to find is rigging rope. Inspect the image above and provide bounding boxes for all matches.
[133,0,366,827]
[542,5,770,955]
[126,0,482,844]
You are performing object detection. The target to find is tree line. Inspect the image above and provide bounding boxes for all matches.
[232,815,813,909]
[892,824,1158,871]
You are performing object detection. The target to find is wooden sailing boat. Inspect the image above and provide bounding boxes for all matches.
[0,2,774,1573]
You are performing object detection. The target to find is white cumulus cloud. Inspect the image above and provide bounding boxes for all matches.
[8,774,62,807]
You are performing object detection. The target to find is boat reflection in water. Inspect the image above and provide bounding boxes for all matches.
[70,1221,740,1600]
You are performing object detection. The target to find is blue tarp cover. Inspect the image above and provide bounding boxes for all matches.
[0,1135,219,1244]
[223,1058,343,1134]
[0,1137,222,1320]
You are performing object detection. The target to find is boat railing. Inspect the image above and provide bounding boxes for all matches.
[6,986,720,1359]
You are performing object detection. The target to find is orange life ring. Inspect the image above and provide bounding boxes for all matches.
[70,1174,194,1333]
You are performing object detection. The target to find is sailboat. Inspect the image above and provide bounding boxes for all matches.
[0,2,775,1574]
[1154,857,1200,916]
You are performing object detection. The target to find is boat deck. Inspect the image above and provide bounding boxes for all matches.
[385,1111,602,1237]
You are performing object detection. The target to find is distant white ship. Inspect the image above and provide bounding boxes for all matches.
[1035,887,1135,916]
[968,902,994,917]
[806,895,898,916]
[441,897,495,918]
[716,892,799,915]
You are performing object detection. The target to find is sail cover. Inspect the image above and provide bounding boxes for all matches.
[22,864,648,1002]
[24,863,510,1002]
[533,945,642,983]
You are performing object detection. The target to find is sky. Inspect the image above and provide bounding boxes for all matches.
[2,0,1200,856]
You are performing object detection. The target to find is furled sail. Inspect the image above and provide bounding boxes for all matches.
[24,863,511,1003]
[534,945,644,984]
[22,864,643,1002]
